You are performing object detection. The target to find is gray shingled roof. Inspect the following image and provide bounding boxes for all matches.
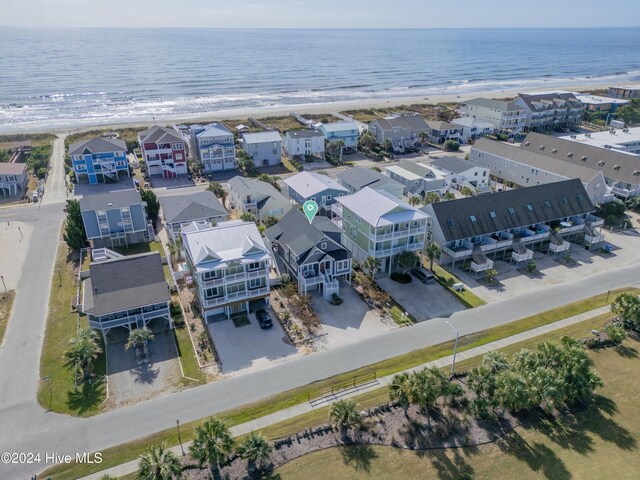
[427,120,458,131]
[519,132,640,186]
[79,189,143,212]
[160,191,227,224]
[337,167,403,191]
[264,209,350,264]
[473,138,602,183]
[138,126,182,145]
[83,252,169,316]
[517,92,582,111]
[429,179,594,242]
[371,115,429,132]
[69,137,127,156]
[285,129,324,139]
[0,163,27,175]
[429,156,477,174]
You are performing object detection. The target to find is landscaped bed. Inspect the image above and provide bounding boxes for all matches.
[270,284,325,344]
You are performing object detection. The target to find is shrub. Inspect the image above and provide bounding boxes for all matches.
[390,272,412,284]
[329,293,343,305]
[443,140,460,152]
[526,260,537,273]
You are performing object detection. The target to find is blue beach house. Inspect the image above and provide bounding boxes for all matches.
[69,137,129,185]
[319,121,360,151]
[283,171,349,217]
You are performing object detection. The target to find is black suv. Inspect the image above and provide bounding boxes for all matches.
[411,267,435,284]
[255,309,273,329]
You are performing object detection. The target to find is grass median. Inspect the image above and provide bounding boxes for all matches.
[429,262,486,308]
[37,241,107,416]
[40,286,638,479]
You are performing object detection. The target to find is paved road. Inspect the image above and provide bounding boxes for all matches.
[0,261,637,479]
[41,134,69,206]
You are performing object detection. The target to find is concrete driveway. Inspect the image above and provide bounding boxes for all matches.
[377,275,465,321]
[105,319,182,408]
[311,283,394,350]
[208,311,300,375]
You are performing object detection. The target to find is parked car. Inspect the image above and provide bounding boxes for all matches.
[411,267,435,284]
[255,309,273,329]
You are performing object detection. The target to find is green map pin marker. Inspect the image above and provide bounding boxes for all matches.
[303,200,318,223]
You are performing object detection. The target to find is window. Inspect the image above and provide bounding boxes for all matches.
[567,152,574,158]
[320,242,327,250]
[613,165,621,171]
[326,195,332,201]
[355,216,362,224]
[336,260,350,271]
[580,156,587,162]
[562,197,569,204]
[248,278,263,289]
[205,287,221,299]
[551,148,558,154]
[598,161,605,167]
[469,215,477,222]
[508,208,516,215]
[489,211,496,219]
[446,218,455,227]
[539,145,546,151]
[526,204,534,211]
[577,194,584,201]
[544,201,551,207]
[247,262,261,271]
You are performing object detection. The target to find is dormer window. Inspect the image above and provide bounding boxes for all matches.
[470,215,477,222]
[567,152,574,158]
[580,156,587,162]
[613,165,621,171]
[598,161,605,167]
[508,208,516,215]
[489,211,496,219]
[544,201,551,207]
[526,204,534,211]
[539,145,546,151]
[446,218,455,227]
[320,242,327,250]
[551,149,558,154]
[524,142,530,147]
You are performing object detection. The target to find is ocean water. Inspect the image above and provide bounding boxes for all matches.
[0,27,639,131]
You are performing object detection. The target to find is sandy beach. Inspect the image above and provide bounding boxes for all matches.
[2,82,615,136]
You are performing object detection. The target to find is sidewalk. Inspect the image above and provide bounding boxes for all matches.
[80,305,609,479]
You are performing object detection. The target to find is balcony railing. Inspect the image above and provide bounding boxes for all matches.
[202,286,270,308]
[369,242,424,258]
[585,233,605,245]
[369,226,426,242]
[201,268,268,287]
[471,258,494,273]
[90,307,169,330]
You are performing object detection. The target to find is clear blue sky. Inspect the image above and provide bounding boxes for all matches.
[2,0,640,28]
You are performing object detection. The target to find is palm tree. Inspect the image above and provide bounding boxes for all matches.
[236,432,272,473]
[126,327,154,352]
[190,417,234,476]
[207,181,227,207]
[422,191,441,205]
[137,443,182,480]
[424,242,440,272]
[329,399,364,439]
[485,268,498,284]
[408,368,448,425]
[419,131,428,146]
[395,251,418,274]
[460,186,475,197]
[382,139,393,154]
[389,372,412,417]
[335,139,346,163]
[443,191,456,200]
[359,131,376,149]
[361,255,381,280]
[625,195,640,212]
[64,328,102,383]
[482,351,509,374]
[408,195,420,206]
[494,371,532,413]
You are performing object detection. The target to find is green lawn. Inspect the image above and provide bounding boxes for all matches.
[428,261,487,308]
[0,290,16,346]
[275,320,640,480]
[40,287,638,479]
[173,326,205,384]
[37,241,107,416]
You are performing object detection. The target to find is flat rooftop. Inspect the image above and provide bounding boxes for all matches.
[560,127,640,156]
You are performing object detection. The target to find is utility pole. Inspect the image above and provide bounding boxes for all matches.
[446,321,459,377]
[1,275,6,299]
[176,419,185,456]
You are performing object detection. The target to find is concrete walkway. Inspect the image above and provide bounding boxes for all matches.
[41,134,69,206]
[80,305,609,480]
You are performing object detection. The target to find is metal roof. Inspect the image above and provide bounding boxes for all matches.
[336,187,429,227]
[241,131,282,144]
[284,171,349,198]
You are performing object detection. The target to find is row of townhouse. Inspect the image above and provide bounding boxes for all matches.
[422,179,605,275]
[470,137,610,204]
[519,132,640,199]
[456,91,584,136]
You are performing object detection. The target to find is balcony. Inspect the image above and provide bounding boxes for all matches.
[557,218,585,235]
[515,224,550,244]
[442,240,474,260]
[475,232,513,253]
[511,244,534,264]
[202,286,269,308]
[584,232,605,246]
[202,268,268,287]
[609,186,633,198]
[369,226,427,242]
[471,257,494,274]
[90,306,170,330]
[585,214,604,228]
[369,242,424,258]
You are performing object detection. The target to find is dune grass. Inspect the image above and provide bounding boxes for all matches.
[0,290,16,346]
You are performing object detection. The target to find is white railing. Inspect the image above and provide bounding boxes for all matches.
[90,307,169,330]
[549,241,571,253]
[471,258,494,273]
[370,243,424,258]
[610,186,632,198]
[586,215,604,228]
[369,226,427,242]
[202,269,268,287]
[585,233,605,245]
[511,249,533,263]
[478,238,513,253]
[442,245,473,260]
[558,224,585,235]
[519,231,550,244]
[202,286,270,308]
